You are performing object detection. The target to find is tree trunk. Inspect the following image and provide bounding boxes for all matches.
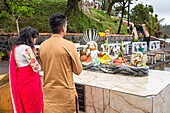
[16,19,20,36]
[117,2,126,34]
[127,0,130,33]
[107,1,115,16]
[65,0,80,17]
[107,0,120,16]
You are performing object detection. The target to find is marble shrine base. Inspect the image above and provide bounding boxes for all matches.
[74,70,170,113]
[1,69,170,113]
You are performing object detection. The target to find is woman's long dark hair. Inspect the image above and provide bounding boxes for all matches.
[16,26,39,48]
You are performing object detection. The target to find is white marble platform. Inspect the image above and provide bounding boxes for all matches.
[74,70,170,113]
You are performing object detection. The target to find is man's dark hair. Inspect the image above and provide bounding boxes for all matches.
[16,26,39,48]
[49,14,66,34]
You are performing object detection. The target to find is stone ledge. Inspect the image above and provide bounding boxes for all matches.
[0,32,132,37]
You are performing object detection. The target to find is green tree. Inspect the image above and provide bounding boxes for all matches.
[107,0,135,34]
[0,0,38,35]
[116,0,128,34]
[130,3,153,25]
[129,3,164,37]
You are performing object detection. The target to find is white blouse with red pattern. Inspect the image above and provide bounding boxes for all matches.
[15,45,41,72]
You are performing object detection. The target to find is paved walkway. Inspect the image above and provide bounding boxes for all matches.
[0,61,9,75]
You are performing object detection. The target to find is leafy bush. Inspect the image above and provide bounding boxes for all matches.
[0,51,5,57]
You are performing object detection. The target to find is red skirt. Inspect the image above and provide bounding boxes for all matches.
[16,65,43,113]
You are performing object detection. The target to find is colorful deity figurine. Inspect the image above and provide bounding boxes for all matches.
[101,30,110,53]
[84,41,100,65]
[81,28,100,66]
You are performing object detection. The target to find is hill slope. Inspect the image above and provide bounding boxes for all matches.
[160,25,170,37]
[0,0,128,34]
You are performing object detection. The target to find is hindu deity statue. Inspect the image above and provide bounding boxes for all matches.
[80,28,100,66]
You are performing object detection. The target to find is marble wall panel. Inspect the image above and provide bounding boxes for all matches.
[153,84,170,113]
[104,89,110,113]
[85,86,104,113]
[83,86,110,113]
[110,91,152,113]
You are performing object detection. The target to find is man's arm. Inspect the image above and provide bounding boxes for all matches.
[71,45,83,75]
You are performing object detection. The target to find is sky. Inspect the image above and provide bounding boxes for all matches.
[131,0,170,25]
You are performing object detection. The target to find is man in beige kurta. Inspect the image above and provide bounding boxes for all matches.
[39,14,83,113]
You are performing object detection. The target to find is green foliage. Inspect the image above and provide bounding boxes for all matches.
[0,0,38,33]
[145,15,164,36]
[0,0,67,32]
[0,51,5,57]
[130,3,154,24]
[28,0,67,32]
[0,0,36,19]
[68,8,128,34]
[0,0,128,34]
[10,2,34,15]
[0,11,10,18]
[132,38,139,42]
[130,3,163,36]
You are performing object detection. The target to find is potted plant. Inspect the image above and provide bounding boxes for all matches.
[0,51,5,61]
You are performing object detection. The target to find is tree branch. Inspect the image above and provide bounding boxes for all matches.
[3,0,12,15]
[12,14,16,21]
[17,13,21,20]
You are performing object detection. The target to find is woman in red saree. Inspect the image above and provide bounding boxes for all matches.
[9,27,43,113]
